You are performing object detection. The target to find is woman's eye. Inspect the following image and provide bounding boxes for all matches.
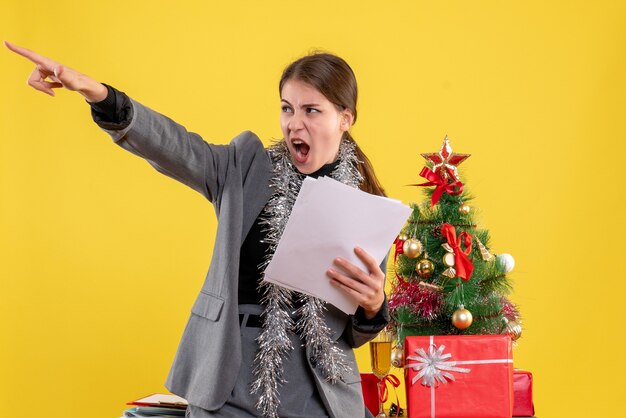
[281,106,292,113]
[306,107,320,113]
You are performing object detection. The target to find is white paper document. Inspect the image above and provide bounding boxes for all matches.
[263,177,412,314]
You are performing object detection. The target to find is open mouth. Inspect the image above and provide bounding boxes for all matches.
[291,139,310,163]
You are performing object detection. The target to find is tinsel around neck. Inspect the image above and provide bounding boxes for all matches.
[250,138,362,418]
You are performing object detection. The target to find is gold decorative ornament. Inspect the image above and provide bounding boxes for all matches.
[475,237,494,261]
[403,238,423,259]
[391,346,405,368]
[442,243,454,253]
[415,259,435,278]
[502,317,522,341]
[459,203,471,215]
[452,305,473,329]
[418,281,443,292]
[442,252,456,267]
[441,267,457,278]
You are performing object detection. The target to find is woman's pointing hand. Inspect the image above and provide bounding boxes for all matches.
[4,40,107,102]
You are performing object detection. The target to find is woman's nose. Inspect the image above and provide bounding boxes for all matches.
[288,111,305,131]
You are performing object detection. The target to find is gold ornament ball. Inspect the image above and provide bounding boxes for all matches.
[459,203,471,215]
[403,238,423,259]
[391,347,405,368]
[452,306,473,329]
[398,233,409,241]
[504,319,523,341]
[415,259,435,278]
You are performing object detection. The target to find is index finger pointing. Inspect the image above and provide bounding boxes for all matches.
[4,40,53,67]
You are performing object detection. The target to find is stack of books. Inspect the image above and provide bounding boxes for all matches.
[121,394,188,417]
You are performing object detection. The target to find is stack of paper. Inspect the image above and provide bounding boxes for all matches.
[264,176,411,314]
[121,394,187,417]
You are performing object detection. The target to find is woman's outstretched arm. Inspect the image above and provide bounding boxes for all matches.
[4,40,255,204]
[5,40,107,102]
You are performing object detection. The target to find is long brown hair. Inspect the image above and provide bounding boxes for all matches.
[279,52,386,197]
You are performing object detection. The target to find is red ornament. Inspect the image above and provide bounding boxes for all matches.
[413,166,464,207]
[441,223,474,281]
[393,235,406,281]
[393,235,405,262]
[420,136,470,182]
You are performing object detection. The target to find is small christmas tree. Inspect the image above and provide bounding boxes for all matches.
[388,137,522,367]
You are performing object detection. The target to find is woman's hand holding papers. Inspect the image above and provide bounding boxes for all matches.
[327,246,385,320]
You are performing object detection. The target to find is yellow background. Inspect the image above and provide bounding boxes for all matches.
[1,1,624,417]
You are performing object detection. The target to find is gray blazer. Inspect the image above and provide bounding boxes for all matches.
[99,99,386,417]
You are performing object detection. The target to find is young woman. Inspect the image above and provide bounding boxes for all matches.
[6,41,390,418]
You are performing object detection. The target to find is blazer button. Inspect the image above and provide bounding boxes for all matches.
[309,356,317,368]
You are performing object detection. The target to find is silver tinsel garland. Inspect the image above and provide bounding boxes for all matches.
[251,139,363,418]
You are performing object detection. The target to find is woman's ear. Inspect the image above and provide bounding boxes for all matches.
[340,109,354,131]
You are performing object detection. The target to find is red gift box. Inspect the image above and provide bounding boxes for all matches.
[360,373,379,416]
[404,335,513,418]
[513,370,535,416]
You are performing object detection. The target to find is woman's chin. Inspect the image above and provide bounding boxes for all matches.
[294,162,316,175]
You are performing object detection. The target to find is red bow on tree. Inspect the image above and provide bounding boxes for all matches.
[413,166,464,207]
[393,236,404,262]
[392,236,405,281]
[441,223,474,281]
